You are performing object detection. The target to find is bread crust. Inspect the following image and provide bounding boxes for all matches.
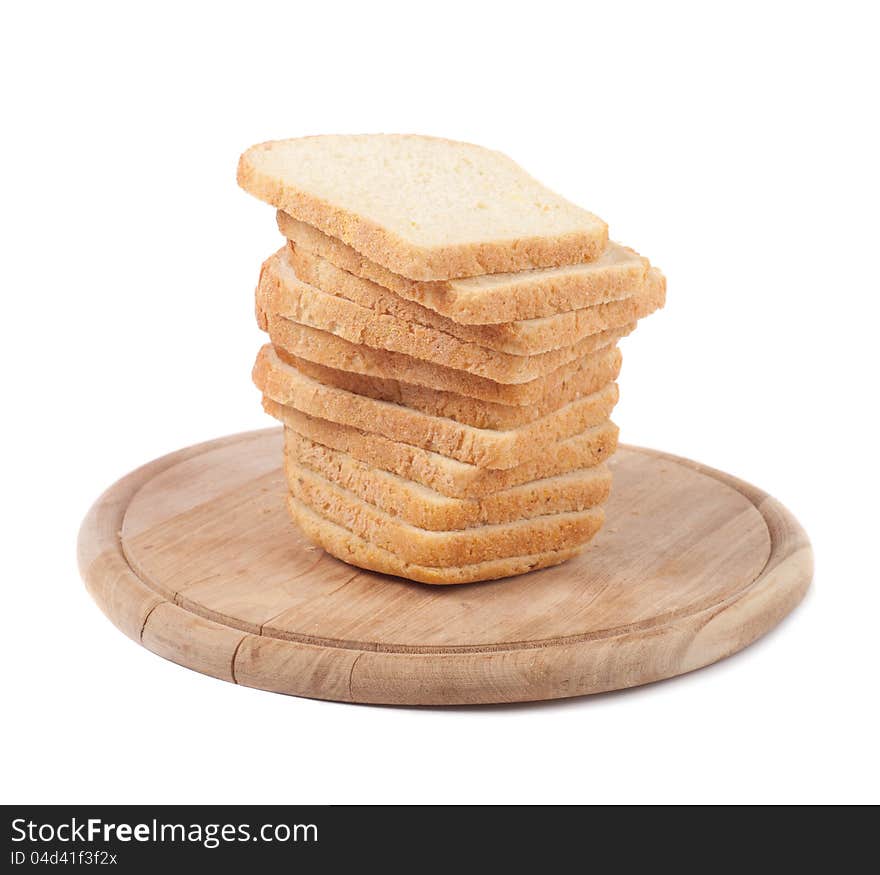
[266,315,623,403]
[285,431,611,531]
[253,345,619,470]
[288,462,605,566]
[238,134,608,281]
[274,415,619,500]
[284,352,622,429]
[287,496,581,585]
[276,212,653,323]
[283,243,657,354]
[259,247,662,373]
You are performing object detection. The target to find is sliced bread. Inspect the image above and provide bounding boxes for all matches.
[282,243,660,355]
[266,315,623,402]
[253,345,619,469]
[288,461,605,566]
[259,247,662,375]
[274,413,619,499]
[276,211,650,323]
[287,496,581,585]
[286,352,622,430]
[238,134,608,280]
[285,431,612,531]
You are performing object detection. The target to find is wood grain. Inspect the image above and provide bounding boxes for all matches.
[78,428,812,704]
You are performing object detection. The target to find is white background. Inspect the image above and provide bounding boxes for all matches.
[2,1,877,805]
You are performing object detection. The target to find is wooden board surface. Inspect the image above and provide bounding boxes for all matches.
[78,428,812,705]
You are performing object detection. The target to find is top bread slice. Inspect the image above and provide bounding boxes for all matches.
[237,134,608,281]
[278,212,650,324]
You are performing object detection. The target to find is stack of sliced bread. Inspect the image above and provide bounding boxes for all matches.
[238,135,664,584]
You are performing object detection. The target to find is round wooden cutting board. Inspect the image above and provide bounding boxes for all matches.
[78,428,812,705]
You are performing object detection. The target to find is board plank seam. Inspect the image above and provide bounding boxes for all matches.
[229,635,248,685]
[138,599,165,643]
[348,652,364,700]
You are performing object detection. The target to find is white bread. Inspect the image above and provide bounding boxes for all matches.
[288,461,605,566]
[274,414,619,500]
[285,352,622,429]
[282,241,659,354]
[275,211,651,323]
[238,134,608,280]
[253,345,618,469]
[266,315,623,402]
[285,430,612,531]
[258,248,663,379]
[287,496,581,585]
